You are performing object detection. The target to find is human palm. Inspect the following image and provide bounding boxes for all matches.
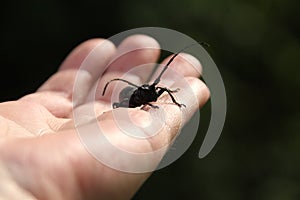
[0,35,209,199]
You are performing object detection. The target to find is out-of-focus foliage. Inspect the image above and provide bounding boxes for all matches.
[0,0,299,199]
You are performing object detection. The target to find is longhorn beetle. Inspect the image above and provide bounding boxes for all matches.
[102,42,209,109]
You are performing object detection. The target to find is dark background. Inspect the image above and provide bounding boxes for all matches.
[1,0,300,199]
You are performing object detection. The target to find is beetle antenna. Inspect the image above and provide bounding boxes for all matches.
[102,78,140,96]
[153,42,209,85]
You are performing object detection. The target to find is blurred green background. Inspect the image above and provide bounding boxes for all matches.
[1,0,300,199]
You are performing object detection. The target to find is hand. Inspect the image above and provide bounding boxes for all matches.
[0,35,210,200]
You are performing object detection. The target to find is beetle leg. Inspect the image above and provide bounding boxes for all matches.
[157,87,186,107]
[170,88,180,93]
[146,103,159,109]
[113,99,130,108]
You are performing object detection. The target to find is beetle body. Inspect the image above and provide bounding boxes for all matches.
[102,42,208,109]
[113,84,171,108]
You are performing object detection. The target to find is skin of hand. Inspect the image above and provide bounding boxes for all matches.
[0,35,210,200]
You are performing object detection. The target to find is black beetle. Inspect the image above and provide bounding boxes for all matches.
[102,42,208,109]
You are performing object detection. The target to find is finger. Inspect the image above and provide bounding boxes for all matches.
[39,39,111,91]
[38,39,116,95]
[98,35,160,101]
[159,77,210,114]
[148,77,210,146]
[59,39,109,71]
[106,34,160,74]
[38,39,116,108]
